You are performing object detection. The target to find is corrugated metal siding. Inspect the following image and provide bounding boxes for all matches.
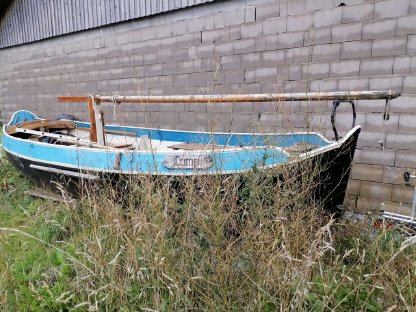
[0,0,214,48]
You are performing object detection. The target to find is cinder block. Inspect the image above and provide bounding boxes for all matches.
[338,77,369,91]
[263,17,287,35]
[234,38,256,54]
[313,7,343,28]
[356,196,381,212]
[388,96,415,114]
[232,102,254,113]
[275,65,290,81]
[393,56,411,75]
[241,52,263,68]
[342,3,374,23]
[255,67,278,82]
[330,60,360,78]
[365,113,399,131]
[278,32,304,49]
[303,27,332,46]
[312,43,341,62]
[232,82,263,94]
[285,80,309,93]
[381,201,414,216]
[309,79,338,92]
[360,181,392,200]
[263,50,285,67]
[396,15,416,35]
[171,20,188,36]
[147,64,163,76]
[197,44,215,58]
[241,22,263,38]
[346,179,361,196]
[412,1,416,13]
[370,76,403,93]
[202,28,229,44]
[286,47,311,64]
[256,2,280,20]
[360,57,393,76]
[156,24,172,39]
[187,18,206,33]
[286,0,307,16]
[332,22,363,43]
[259,112,283,126]
[358,130,386,148]
[224,9,245,27]
[374,0,410,19]
[179,112,196,125]
[386,132,416,150]
[383,166,411,184]
[265,35,279,50]
[396,150,416,168]
[161,36,176,50]
[392,185,414,203]
[255,36,267,52]
[229,26,241,40]
[245,6,256,23]
[245,69,255,83]
[362,19,396,40]
[341,40,372,59]
[287,13,313,32]
[372,37,407,58]
[399,114,416,132]
[172,48,188,62]
[407,35,416,55]
[288,64,302,80]
[306,0,333,11]
[351,164,384,182]
[225,69,245,84]
[302,62,330,79]
[402,75,416,93]
[221,55,241,70]
[214,42,234,56]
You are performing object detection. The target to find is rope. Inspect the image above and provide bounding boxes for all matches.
[112,95,119,121]
[378,98,391,150]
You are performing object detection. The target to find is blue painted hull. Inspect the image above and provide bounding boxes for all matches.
[2,111,361,213]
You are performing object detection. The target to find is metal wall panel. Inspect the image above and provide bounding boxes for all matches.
[0,0,214,48]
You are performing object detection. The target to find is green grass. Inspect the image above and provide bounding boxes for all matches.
[0,154,415,311]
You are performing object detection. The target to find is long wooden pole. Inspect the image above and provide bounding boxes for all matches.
[58,90,400,104]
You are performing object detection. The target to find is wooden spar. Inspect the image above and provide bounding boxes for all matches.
[58,91,400,104]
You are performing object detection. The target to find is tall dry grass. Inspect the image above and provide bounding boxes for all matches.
[1,156,409,311]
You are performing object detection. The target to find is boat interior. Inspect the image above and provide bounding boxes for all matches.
[6,116,329,155]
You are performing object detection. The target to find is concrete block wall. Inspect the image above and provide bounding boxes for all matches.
[0,0,415,215]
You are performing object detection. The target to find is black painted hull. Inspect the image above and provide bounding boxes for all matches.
[5,127,360,214]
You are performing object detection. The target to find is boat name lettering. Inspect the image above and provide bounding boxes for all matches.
[163,154,213,170]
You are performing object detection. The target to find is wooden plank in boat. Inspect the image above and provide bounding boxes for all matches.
[168,143,230,151]
[75,127,137,137]
[16,120,44,127]
[17,120,76,130]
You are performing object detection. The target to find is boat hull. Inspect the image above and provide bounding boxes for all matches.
[4,126,360,214]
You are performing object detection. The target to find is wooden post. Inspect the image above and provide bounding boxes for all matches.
[87,96,98,143]
[90,96,106,146]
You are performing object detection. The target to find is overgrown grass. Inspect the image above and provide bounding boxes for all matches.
[0,154,415,311]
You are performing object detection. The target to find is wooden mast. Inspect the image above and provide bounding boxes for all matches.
[58,90,400,146]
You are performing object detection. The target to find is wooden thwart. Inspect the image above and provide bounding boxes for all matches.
[7,120,76,135]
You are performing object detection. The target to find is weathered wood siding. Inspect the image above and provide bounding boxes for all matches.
[0,0,214,48]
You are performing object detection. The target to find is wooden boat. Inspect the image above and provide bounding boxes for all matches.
[1,91,399,213]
